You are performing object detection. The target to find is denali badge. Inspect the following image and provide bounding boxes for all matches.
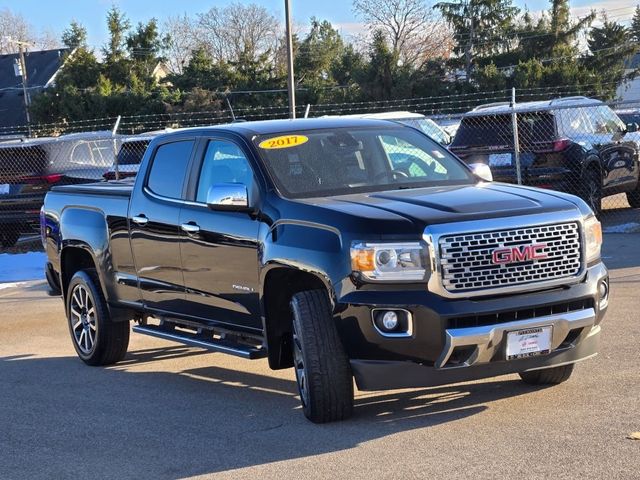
[492,243,548,265]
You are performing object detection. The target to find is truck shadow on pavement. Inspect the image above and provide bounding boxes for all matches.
[0,352,544,479]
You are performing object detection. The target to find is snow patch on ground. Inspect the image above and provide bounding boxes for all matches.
[603,223,640,234]
[0,252,47,283]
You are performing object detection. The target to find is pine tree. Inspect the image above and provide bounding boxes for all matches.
[61,21,87,49]
[631,5,640,43]
[435,0,520,80]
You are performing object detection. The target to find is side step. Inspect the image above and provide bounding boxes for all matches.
[132,324,267,360]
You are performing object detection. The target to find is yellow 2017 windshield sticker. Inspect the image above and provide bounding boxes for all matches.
[258,135,308,149]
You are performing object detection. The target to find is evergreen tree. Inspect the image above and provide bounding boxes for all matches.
[61,21,87,49]
[435,0,520,80]
[631,5,640,43]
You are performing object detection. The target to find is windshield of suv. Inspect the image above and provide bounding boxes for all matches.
[255,126,474,198]
[452,113,556,149]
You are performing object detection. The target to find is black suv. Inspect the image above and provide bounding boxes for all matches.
[450,97,640,213]
[0,132,118,247]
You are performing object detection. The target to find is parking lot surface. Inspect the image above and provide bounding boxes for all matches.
[0,235,638,480]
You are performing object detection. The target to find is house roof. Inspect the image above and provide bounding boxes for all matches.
[0,48,71,131]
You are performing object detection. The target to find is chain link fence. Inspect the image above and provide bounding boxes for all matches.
[1,92,639,252]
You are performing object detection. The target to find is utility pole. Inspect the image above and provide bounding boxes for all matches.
[284,0,296,118]
[9,38,34,136]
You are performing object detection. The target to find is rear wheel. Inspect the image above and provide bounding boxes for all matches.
[519,364,574,385]
[1,230,20,248]
[627,186,640,208]
[581,167,602,216]
[290,290,354,423]
[66,269,129,366]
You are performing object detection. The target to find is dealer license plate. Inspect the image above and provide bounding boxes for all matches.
[488,153,512,167]
[506,326,552,360]
[0,184,9,195]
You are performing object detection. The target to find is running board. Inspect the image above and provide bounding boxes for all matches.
[132,324,267,360]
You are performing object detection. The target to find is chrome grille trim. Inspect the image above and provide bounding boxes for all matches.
[424,211,586,299]
[440,222,581,292]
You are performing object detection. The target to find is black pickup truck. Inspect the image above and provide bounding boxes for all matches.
[42,118,609,423]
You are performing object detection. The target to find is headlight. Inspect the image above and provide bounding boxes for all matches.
[584,215,602,263]
[351,242,426,281]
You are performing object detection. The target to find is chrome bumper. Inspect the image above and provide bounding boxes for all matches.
[436,308,596,369]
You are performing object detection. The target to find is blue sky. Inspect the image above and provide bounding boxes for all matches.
[3,0,636,49]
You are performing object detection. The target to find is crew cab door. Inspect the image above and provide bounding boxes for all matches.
[129,139,196,312]
[178,138,262,331]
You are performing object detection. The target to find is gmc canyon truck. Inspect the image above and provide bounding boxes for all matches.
[42,118,609,423]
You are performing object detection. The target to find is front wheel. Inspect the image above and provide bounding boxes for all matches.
[518,363,574,385]
[66,269,130,366]
[290,290,354,423]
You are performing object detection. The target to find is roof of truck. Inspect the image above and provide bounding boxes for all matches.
[156,117,401,139]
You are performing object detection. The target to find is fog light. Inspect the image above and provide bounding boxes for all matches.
[382,311,398,330]
[372,309,413,337]
[598,279,609,309]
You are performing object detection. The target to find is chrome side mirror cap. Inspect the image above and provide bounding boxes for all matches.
[206,183,250,211]
[469,163,493,182]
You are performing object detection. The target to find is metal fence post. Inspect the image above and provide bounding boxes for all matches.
[112,115,121,180]
[511,88,522,185]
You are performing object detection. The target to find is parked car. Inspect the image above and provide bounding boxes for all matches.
[0,131,120,247]
[449,97,640,213]
[615,109,640,132]
[103,130,173,181]
[334,111,451,145]
[43,118,607,423]
[433,116,462,138]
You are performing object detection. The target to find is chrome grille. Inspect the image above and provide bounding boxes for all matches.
[439,222,582,293]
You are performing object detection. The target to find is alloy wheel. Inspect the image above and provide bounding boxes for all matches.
[69,285,97,354]
[292,323,309,407]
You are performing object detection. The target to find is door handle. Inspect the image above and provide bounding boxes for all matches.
[181,222,200,234]
[131,215,148,226]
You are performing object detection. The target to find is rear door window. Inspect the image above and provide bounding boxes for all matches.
[147,140,194,199]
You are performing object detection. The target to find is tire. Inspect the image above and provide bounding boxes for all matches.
[627,188,640,208]
[1,230,20,248]
[581,167,602,216]
[290,290,354,423]
[518,363,574,385]
[66,269,129,366]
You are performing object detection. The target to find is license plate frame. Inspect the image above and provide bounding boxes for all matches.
[506,326,552,360]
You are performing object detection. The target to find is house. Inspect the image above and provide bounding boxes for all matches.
[0,48,71,133]
[616,53,640,102]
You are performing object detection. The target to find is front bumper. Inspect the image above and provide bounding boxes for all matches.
[337,262,608,391]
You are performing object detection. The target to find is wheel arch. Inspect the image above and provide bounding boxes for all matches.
[261,266,334,370]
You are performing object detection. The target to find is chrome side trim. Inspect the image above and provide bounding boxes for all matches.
[435,308,596,369]
[371,308,414,338]
[424,210,586,299]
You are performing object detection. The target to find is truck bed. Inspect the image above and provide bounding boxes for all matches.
[51,180,134,197]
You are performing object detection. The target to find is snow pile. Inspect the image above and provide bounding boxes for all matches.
[603,223,640,234]
[0,252,47,283]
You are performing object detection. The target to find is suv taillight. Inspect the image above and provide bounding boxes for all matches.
[552,138,571,152]
[20,174,63,184]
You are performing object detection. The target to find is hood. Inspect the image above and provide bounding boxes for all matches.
[296,183,583,233]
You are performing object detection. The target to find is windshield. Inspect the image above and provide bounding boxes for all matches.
[255,126,474,199]
[397,118,450,144]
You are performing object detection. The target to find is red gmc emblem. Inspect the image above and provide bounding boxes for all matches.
[492,243,548,264]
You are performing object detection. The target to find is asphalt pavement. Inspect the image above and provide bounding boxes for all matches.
[0,234,638,480]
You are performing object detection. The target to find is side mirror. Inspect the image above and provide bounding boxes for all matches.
[206,183,251,212]
[468,162,493,182]
[626,122,639,133]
